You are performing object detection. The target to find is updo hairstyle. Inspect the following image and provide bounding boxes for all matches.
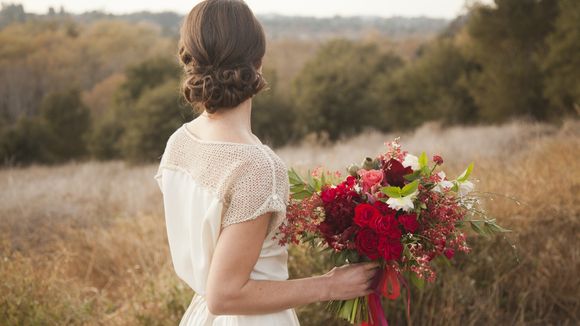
[178,0,268,114]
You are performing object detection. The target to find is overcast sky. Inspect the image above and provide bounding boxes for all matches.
[20,0,492,19]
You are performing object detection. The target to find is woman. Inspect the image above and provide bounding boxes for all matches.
[154,0,380,324]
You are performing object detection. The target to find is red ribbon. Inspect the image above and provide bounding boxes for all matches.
[381,266,401,300]
[363,292,388,326]
[360,265,401,326]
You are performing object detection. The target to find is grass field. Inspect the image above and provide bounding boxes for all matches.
[1,119,578,325]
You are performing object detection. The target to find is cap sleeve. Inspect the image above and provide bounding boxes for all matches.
[221,148,288,236]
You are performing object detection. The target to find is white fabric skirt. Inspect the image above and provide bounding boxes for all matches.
[180,293,301,326]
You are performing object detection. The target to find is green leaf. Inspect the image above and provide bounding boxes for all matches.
[457,162,474,182]
[292,189,312,200]
[404,170,422,181]
[288,168,303,185]
[419,151,428,168]
[401,179,419,197]
[451,181,459,192]
[484,220,512,233]
[381,186,401,198]
[469,220,487,236]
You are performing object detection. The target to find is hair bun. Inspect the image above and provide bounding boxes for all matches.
[181,61,267,114]
[179,0,268,114]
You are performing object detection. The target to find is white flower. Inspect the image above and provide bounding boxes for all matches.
[402,154,419,170]
[433,171,454,193]
[458,180,474,196]
[386,191,417,212]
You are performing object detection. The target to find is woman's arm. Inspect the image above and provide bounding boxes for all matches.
[205,212,380,315]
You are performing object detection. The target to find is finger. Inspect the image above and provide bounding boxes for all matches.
[366,279,374,289]
[366,269,379,280]
[363,262,381,270]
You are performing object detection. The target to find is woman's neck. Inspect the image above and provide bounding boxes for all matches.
[193,97,259,144]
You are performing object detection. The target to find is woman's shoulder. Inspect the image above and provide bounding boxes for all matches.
[155,125,287,200]
[159,124,268,167]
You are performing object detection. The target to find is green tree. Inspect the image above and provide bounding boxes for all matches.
[292,39,403,141]
[463,0,559,122]
[252,68,298,148]
[120,79,192,163]
[0,116,56,165]
[542,0,580,116]
[88,56,182,160]
[39,87,91,161]
[371,39,478,130]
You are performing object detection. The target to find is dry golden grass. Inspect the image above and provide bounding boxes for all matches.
[1,119,578,325]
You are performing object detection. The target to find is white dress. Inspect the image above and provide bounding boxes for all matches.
[153,123,301,326]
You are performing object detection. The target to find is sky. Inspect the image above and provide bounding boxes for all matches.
[20,0,493,19]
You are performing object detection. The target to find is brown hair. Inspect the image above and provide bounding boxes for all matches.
[178,0,268,114]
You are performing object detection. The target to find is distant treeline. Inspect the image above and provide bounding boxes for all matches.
[0,0,578,166]
[0,3,448,39]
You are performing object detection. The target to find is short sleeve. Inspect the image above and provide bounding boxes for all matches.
[221,149,288,236]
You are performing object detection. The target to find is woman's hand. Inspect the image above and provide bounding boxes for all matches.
[320,261,381,301]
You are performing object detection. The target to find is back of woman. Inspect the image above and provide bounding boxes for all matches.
[154,1,379,325]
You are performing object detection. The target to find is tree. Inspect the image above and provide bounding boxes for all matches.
[292,39,403,141]
[0,4,25,29]
[252,68,298,148]
[39,87,91,161]
[542,0,580,117]
[120,79,192,163]
[88,56,182,160]
[0,116,55,165]
[371,39,478,130]
[463,0,559,122]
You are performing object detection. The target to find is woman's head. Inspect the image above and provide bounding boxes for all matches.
[178,0,268,114]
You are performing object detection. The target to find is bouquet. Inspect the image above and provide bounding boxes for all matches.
[273,138,510,325]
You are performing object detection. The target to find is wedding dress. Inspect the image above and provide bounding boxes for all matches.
[154,123,301,326]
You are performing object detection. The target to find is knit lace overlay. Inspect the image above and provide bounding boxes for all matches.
[154,124,289,236]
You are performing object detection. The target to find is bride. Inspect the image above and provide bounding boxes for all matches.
[154,0,379,324]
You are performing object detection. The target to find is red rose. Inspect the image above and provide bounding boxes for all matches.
[398,213,419,233]
[320,186,337,203]
[354,203,380,228]
[382,158,413,188]
[369,212,401,239]
[373,200,397,216]
[345,175,356,187]
[378,237,403,261]
[433,155,444,165]
[444,248,455,259]
[355,228,380,260]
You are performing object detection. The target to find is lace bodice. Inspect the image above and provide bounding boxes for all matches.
[154,123,290,236]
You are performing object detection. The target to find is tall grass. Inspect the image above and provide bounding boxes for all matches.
[1,119,578,325]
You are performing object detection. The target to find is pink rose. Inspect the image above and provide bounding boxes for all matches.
[358,169,384,192]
